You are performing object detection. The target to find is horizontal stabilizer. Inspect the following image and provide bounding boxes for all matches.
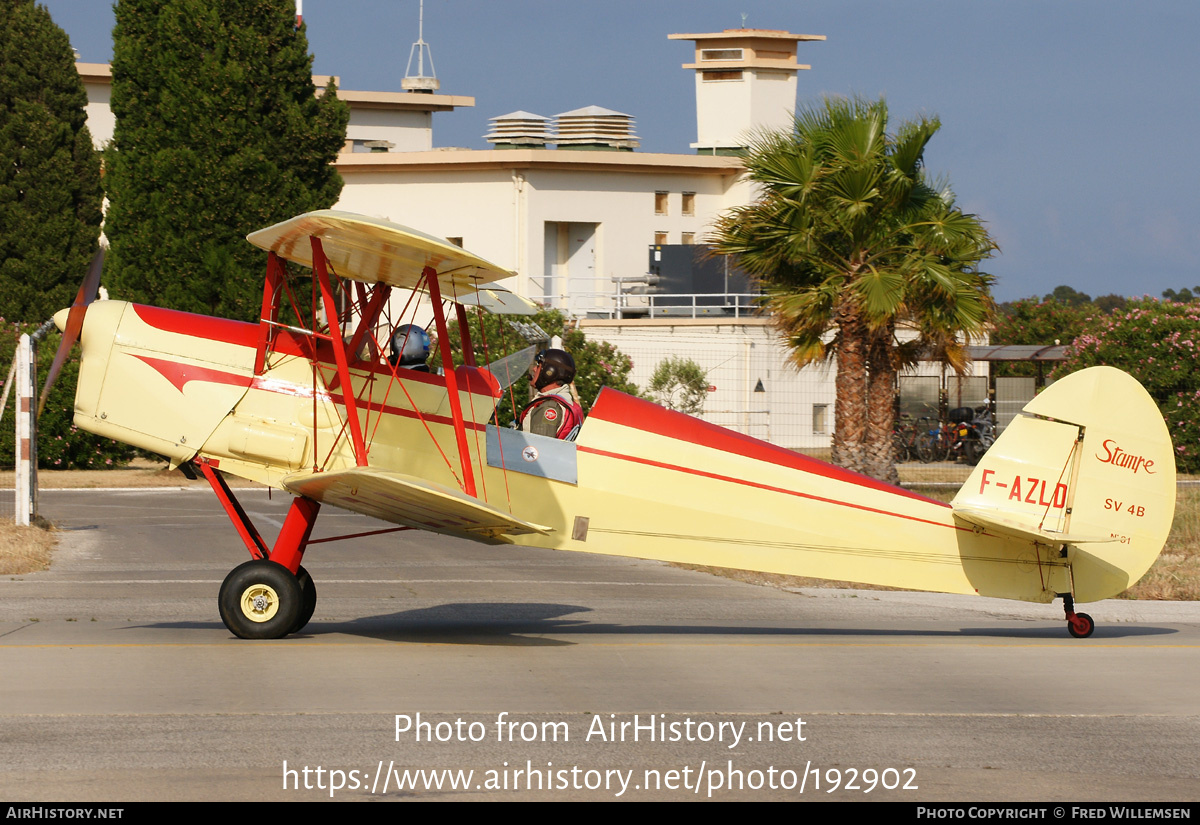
[952,507,1117,546]
[282,467,551,545]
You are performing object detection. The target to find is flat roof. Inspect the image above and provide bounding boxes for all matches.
[326,88,473,112]
[669,29,826,42]
[682,60,812,71]
[76,62,471,112]
[334,148,744,176]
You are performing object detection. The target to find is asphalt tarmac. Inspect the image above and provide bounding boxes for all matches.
[1,488,1198,802]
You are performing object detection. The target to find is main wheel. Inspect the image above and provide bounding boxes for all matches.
[1067,612,1095,639]
[219,559,302,640]
[290,565,317,635]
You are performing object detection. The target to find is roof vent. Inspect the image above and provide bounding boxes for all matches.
[554,106,639,151]
[485,111,554,149]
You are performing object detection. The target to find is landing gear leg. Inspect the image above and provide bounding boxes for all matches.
[197,460,322,639]
[1060,592,1095,639]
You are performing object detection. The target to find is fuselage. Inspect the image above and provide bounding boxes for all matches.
[67,299,1077,604]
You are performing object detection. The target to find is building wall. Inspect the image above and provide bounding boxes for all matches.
[335,166,519,270]
[345,108,434,152]
[334,156,749,308]
[83,81,114,148]
[520,166,745,305]
[582,319,988,449]
[582,318,832,448]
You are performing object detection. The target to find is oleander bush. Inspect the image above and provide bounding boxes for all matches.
[1056,298,1200,473]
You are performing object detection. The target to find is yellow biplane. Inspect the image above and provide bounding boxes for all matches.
[47,211,1176,639]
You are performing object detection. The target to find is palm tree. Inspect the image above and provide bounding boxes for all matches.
[711,96,996,482]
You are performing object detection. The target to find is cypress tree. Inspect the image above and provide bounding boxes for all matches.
[0,0,103,322]
[105,0,349,320]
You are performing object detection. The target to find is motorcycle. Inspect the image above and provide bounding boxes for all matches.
[947,403,996,466]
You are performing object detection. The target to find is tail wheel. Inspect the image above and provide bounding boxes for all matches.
[1067,612,1095,639]
[290,565,317,635]
[219,559,302,639]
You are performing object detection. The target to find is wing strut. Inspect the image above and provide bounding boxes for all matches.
[426,267,477,497]
[311,236,369,466]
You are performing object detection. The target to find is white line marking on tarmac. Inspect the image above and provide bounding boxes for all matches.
[0,579,726,586]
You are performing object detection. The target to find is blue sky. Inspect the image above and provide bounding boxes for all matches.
[42,0,1200,303]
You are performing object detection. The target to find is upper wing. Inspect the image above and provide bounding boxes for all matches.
[247,211,535,313]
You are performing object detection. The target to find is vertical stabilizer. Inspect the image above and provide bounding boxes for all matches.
[952,367,1175,601]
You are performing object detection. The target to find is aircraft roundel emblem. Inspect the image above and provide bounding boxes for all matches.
[544,407,558,422]
[522,446,539,462]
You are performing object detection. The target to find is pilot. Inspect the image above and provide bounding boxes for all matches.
[389,324,431,372]
[517,348,583,440]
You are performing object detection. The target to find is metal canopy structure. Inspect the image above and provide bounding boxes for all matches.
[964,344,1069,362]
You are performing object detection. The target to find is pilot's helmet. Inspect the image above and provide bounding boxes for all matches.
[390,324,431,368]
[533,348,575,390]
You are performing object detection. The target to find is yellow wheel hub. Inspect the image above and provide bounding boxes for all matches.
[239,583,281,623]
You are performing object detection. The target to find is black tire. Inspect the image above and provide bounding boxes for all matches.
[915,435,935,464]
[290,566,317,635]
[964,439,984,466]
[1067,612,1095,639]
[219,559,302,640]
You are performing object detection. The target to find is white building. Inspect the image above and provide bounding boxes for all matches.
[327,27,831,314]
[75,27,986,450]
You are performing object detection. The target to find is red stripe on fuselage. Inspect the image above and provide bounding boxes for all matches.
[131,354,252,393]
[577,445,967,532]
[586,388,947,507]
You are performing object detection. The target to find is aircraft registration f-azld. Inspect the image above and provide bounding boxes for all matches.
[47,211,1176,639]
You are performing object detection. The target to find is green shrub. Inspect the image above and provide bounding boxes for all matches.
[0,320,135,469]
[647,356,708,415]
[1056,299,1200,472]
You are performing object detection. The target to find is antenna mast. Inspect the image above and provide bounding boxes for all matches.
[402,0,440,92]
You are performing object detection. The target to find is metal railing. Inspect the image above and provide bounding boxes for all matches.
[558,290,760,320]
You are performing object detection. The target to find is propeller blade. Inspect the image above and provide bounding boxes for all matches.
[38,248,104,418]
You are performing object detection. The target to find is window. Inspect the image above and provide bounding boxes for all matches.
[681,232,695,245]
[701,48,743,61]
[654,191,668,215]
[681,192,695,216]
[813,404,829,435]
[702,70,743,82]
[654,232,668,245]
